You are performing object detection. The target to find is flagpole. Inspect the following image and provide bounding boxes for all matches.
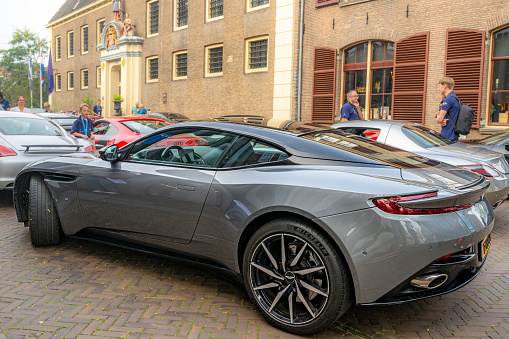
[29,48,33,109]
[39,44,43,109]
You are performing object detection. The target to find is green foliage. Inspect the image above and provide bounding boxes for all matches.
[0,28,48,108]
[113,94,124,102]
[82,95,95,107]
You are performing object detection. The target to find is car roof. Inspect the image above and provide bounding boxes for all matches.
[96,116,169,122]
[0,112,46,119]
[333,120,413,128]
[37,112,77,118]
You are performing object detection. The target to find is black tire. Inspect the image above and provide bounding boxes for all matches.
[28,175,61,246]
[242,218,353,335]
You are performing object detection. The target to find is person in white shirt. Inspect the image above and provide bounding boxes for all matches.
[9,96,32,113]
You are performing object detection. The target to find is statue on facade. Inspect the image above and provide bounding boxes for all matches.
[112,0,121,21]
[121,14,134,36]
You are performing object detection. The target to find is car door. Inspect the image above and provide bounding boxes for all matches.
[77,127,238,244]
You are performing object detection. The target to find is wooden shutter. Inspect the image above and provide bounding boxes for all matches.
[312,47,337,123]
[392,32,430,123]
[445,29,485,128]
[316,0,339,8]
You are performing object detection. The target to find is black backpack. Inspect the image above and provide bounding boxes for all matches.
[446,93,475,135]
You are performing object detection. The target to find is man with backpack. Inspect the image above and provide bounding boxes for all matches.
[436,77,460,142]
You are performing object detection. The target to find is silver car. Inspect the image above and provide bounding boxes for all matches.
[0,112,94,190]
[461,130,509,159]
[35,112,78,132]
[14,121,493,334]
[332,120,509,208]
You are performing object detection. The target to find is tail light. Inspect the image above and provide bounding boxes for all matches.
[0,145,17,157]
[458,164,500,178]
[373,192,471,215]
[84,145,96,152]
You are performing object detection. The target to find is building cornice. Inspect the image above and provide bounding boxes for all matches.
[46,0,110,29]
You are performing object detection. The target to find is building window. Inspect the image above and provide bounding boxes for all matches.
[146,56,159,82]
[56,74,62,91]
[147,0,159,36]
[343,41,394,119]
[175,0,188,29]
[81,25,88,54]
[97,18,105,44]
[207,0,223,21]
[97,66,101,88]
[68,72,74,90]
[56,36,61,60]
[81,69,89,89]
[174,51,188,79]
[246,37,268,73]
[248,0,269,11]
[206,44,223,76]
[490,27,509,124]
[68,31,74,58]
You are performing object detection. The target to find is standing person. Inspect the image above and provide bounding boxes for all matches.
[71,103,95,140]
[43,102,52,112]
[340,90,363,121]
[436,77,460,142]
[10,96,32,113]
[131,101,141,114]
[92,99,102,117]
[0,92,10,111]
[139,104,147,114]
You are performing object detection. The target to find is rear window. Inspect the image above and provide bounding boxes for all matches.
[401,124,455,148]
[122,120,169,134]
[300,131,438,169]
[480,131,509,145]
[0,117,64,136]
[51,118,77,125]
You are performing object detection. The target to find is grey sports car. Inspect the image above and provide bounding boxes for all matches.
[332,120,509,208]
[0,112,94,191]
[461,129,509,159]
[13,121,493,334]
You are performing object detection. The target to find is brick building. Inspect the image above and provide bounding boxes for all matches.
[47,0,509,134]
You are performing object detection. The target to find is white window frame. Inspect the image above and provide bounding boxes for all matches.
[81,69,89,89]
[67,30,74,58]
[146,56,159,83]
[55,36,61,61]
[56,74,62,91]
[81,25,89,55]
[206,0,224,22]
[205,44,224,77]
[247,0,270,12]
[147,0,159,38]
[173,50,188,80]
[97,18,105,45]
[245,36,269,73]
[97,66,102,88]
[68,72,74,90]
[174,0,188,31]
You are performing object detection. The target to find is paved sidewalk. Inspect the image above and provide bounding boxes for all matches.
[0,190,508,338]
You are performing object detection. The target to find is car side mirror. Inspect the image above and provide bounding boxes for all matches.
[99,144,119,162]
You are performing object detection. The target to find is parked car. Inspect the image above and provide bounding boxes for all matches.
[461,130,509,159]
[35,112,78,132]
[0,112,94,191]
[331,120,509,208]
[132,112,191,124]
[92,116,171,149]
[14,120,493,334]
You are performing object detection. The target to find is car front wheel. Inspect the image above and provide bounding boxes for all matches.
[243,218,352,335]
[28,174,61,246]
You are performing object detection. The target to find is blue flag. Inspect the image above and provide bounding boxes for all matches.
[41,63,45,89]
[28,54,33,92]
[47,48,54,97]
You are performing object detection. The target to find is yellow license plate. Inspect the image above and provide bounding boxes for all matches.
[479,234,491,262]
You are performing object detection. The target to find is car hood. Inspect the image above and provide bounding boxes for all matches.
[6,135,81,151]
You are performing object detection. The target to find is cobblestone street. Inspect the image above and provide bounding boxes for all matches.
[0,190,508,338]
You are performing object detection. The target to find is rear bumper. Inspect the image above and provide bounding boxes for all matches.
[485,178,509,208]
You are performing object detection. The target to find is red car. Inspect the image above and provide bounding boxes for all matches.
[92,116,171,149]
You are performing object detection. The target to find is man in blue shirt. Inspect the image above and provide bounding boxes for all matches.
[340,90,363,121]
[139,103,147,114]
[436,77,460,142]
[92,100,102,117]
[0,92,10,111]
[71,103,95,141]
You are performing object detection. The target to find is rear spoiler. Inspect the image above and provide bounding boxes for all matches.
[21,144,83,152]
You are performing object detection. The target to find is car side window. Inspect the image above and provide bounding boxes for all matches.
[220,137,290,168]
[125,128,238,168]
[93,122,110,135]
[337,127,380,141]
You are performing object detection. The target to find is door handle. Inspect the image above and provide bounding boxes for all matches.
[177,184,195,191]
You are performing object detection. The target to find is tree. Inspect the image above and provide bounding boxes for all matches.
[0,28,48,108]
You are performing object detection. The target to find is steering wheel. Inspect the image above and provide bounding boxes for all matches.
[161,145,192,163]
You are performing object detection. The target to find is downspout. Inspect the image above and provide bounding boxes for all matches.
[296,0,305,121]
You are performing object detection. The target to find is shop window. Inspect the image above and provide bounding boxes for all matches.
[246,37,268,73]
[248,0,269,11]
[205,44,223,76]
[56,74,62,91]
[147,0,159,37]
[490,27,509,124]
[174,51,188,79]
[343,41,394,119]
[55,36,61,61]
[68,31,74,58]
[81,69,88,89]
[97,66,101,88]
[68,72,74,90]
[81,25,88,54]
[97,19,105,44]
[207,0,223,21]
[175,0,188,30]
[146,56,159,82]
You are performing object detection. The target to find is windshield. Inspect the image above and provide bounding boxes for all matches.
[401,124,456,148]
[0,117,64,136]
[122,120,169,134]
[480,131,509,145]
[300,131,439,169]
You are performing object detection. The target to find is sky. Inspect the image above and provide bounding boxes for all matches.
[1,0,68,52]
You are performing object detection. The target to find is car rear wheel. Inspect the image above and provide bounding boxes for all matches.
[243,218,352,335]
[28,175,61,246]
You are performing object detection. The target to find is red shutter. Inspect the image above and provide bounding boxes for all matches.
[316,0,339,8]
[392,32,430,124]
[312,47,337,123]
[445,29,485,128]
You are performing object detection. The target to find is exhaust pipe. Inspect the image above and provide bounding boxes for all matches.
[410,273,448,289]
